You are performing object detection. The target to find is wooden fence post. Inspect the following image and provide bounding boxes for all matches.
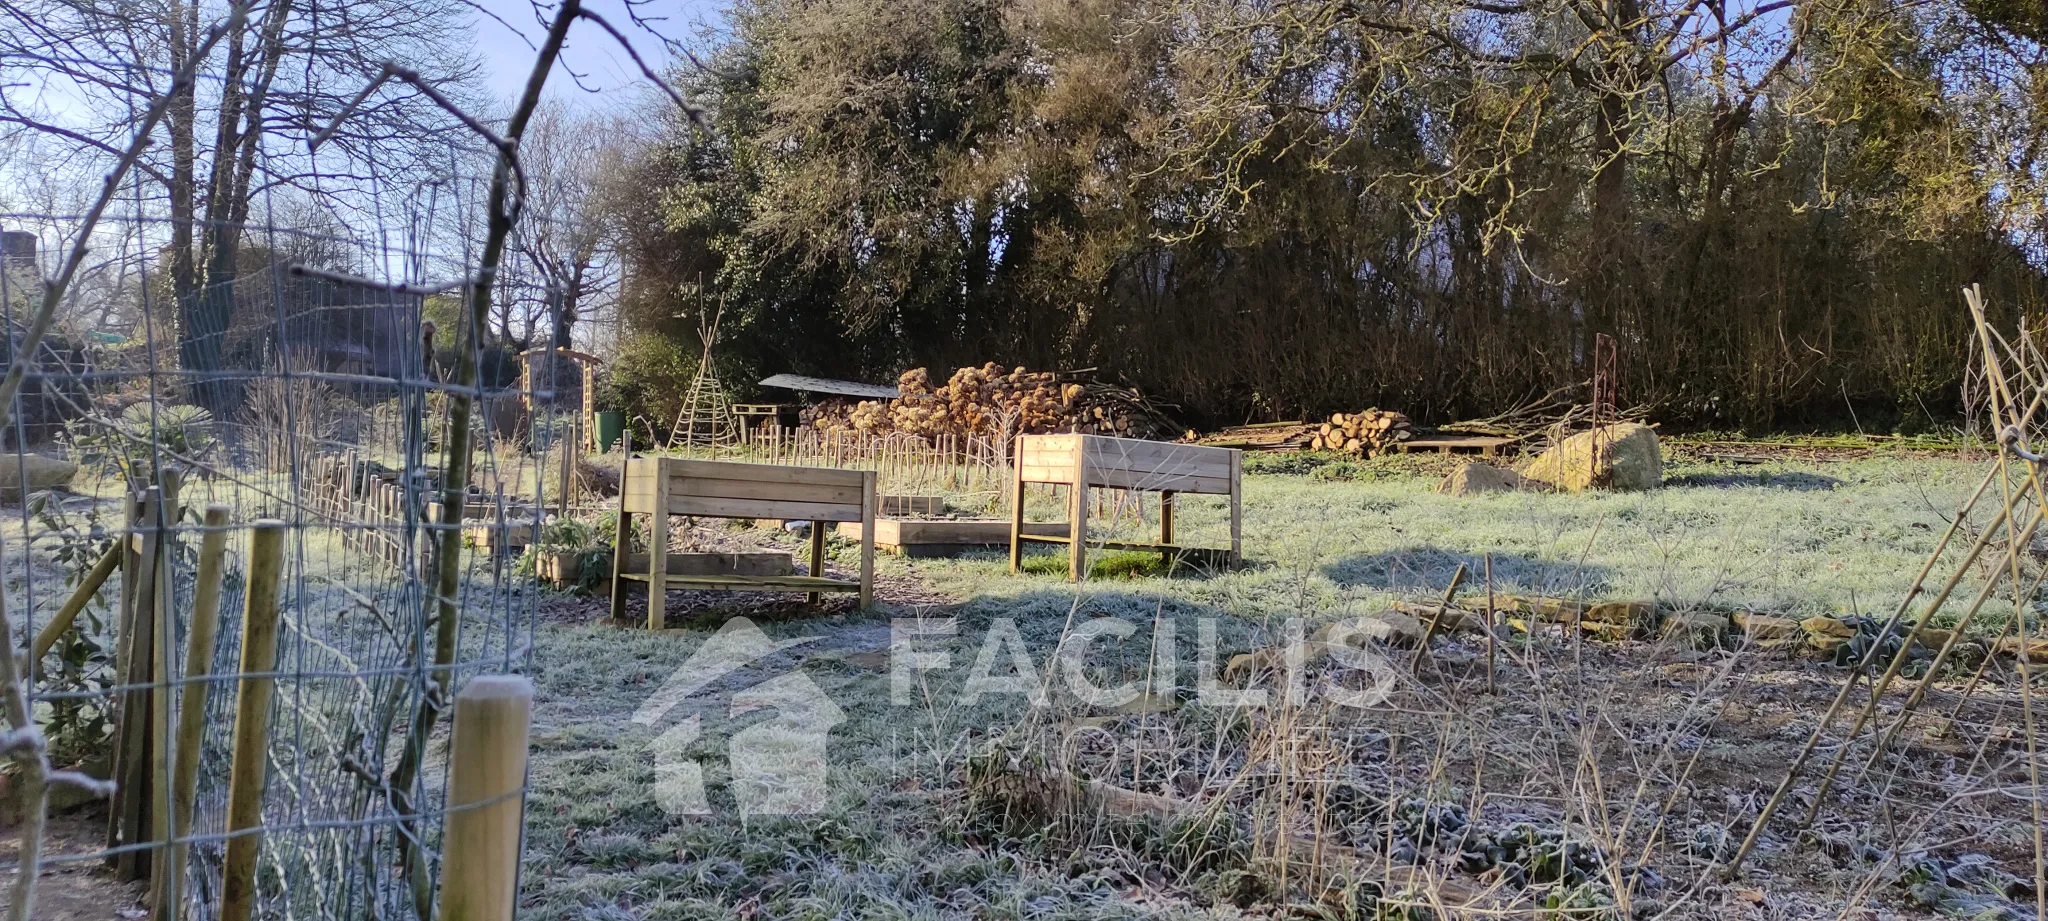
[148,470,181,900]
[220,520,288,921]
[108,487,160,878]
[153,504,230,921]
[436,675,535,921]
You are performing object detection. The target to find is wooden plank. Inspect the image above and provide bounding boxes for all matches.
[1017,535,1232,555]
[609,438,632,620]
[1019,464,1076,484]
[666,494,864,522]
[618,552,794,577]
[1229,449,1243,567]
[659,457,865,488]
[671,475,866,506]
[1018,446,1079,466]
[1069,454,1087,582]
[621,474,660,515]
[807,519,827,604]
[1008,451,1026,574]
[647,466,670,630]
[1084,439,1234,476]
[840,519,1066,544]
[1083,468,1232,494]
[1018,434,1082,451]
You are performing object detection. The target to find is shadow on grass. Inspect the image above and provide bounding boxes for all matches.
[1015,546,1233,581]
[1663,470,1843,491]
[1322,545,1612,596]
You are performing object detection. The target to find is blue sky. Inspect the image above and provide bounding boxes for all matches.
[468,0,728,104]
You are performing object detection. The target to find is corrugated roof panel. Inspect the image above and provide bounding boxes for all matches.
[758,373,901,399]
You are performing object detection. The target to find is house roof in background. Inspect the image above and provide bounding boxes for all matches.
[758,373,901,400]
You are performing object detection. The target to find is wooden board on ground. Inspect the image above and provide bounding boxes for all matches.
[615,573,862,592]
[841,518,1066,557]
[1395,433,1519,457]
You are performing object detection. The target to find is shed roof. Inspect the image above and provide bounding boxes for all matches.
[758,373,900,400]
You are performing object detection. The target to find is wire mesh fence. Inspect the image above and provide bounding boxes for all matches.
[2,144,570,918]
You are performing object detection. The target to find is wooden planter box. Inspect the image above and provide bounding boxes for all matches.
[467,520,538,554]
[839,518,1066,558]
[1011,434,1243,581]
[612,455,876,626]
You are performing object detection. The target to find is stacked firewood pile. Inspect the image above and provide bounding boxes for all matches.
[1310,409,1415,456]
[808,364,1173,439]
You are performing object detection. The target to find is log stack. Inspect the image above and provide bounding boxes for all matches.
[1310,409,1415,457]
[810,364,1172,440]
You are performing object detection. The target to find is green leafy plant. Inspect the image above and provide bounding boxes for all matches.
[69,403,217,482]
[25,494,119,769]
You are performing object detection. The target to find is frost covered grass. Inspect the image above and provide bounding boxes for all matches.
[516,450,2028,920]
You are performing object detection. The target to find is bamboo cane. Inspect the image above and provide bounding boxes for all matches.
[1411,563,1469,672]
[1724,460,2009,875]
[30,546,121,667]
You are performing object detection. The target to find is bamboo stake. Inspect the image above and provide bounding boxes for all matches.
[153,505,230,921]
[1802,498,2047,823]
[1484,553,1497,695]
[435,676,535,921]
[1855,502,2048,780]
[1962,288,2048,921]
[1411,563,1469,671]
[221,520,288,921]
[30,546,121,667]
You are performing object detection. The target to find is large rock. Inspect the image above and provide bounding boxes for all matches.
[1521,422,1662,491]
[1436,463,1529,496]
[0,453,77,499]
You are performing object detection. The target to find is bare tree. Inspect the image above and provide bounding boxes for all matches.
[506,98,624,350]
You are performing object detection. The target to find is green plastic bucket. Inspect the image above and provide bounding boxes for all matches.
[595,410,626,452]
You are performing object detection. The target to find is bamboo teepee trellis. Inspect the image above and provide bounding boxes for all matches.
[1723,285,2044,919]
[668,299,737,447]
